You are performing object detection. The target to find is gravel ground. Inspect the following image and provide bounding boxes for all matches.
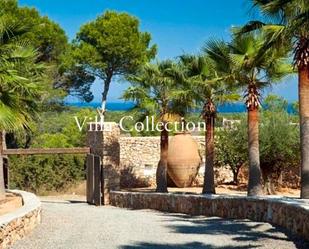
[11,198,309,249]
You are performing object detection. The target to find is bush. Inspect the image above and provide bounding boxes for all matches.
[215,118,248,184]
[9,154,85,194]
[260,110,299,193]
[215,95,299,191]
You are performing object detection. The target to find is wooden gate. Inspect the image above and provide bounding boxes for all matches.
[86,154,103,206]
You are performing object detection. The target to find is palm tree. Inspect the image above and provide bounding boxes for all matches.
[205,33,291,196]
[0,16,44,198]
[178,54,239,194]
[123,60,186,192]
[241,0,309,198]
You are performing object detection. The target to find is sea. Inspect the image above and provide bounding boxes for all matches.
[65,102,296,114]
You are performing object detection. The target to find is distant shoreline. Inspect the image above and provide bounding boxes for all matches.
[65,102,296,114]
[65,102,135,111]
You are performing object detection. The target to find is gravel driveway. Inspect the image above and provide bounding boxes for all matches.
[11,198,308,249]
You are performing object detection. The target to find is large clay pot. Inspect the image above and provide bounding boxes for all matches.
[167,132,201,187]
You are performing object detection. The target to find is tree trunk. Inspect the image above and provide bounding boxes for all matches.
[100,72,113,123]
[263,178,275,195]
[262,168,276,195]
[203,115,215,194]
[232,167,240,185]
[247,108,263,196]
[0,131,6,199]
[278,171,283,189]
[299,67,309,199]
[156,123,168,193]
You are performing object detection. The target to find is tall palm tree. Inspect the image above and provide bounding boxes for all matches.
[241,0,309,198]
[123,60,186,192]
[178,54,239,194]
[0,16,44,198]
[205,33,291,196]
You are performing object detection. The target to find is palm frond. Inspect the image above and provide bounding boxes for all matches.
[235,21,266,35]
[0,15,45,132]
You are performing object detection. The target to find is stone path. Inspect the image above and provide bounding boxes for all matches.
[11,198,308,249]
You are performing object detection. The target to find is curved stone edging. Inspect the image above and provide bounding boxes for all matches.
[0,190,41,249]
[110,191,309,240]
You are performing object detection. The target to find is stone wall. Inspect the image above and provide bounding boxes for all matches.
[110,191,309,241]
[87,123,234,189]
[0,190,41,249]
[119,136,160,181]
[119,135,233,187]
[119,136,160,187]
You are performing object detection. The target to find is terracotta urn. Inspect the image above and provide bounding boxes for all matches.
[167,132,201,187]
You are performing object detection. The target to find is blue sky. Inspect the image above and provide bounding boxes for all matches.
[20,0,298,103]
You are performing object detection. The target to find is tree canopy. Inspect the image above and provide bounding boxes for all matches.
[123,61,183,121]
[0,0,68,63]
[0,0,95,103]
[73,11,157,111]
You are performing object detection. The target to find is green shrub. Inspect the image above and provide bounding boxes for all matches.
[215,100,299,191]
[260,110,299,193]
[215,118,248,184]
[9,154,85,194]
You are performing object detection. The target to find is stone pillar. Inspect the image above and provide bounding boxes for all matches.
[87,122,121,205]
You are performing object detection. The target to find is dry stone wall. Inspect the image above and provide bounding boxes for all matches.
[87,123,233,189]
[119,135,233,186]
[0,190,41,249]
[110,191,309,241]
